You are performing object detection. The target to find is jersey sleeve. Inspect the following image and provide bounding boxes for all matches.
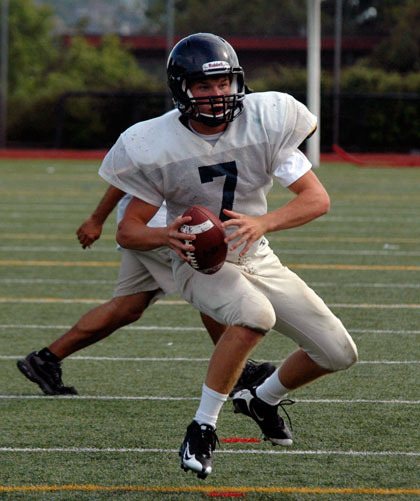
[98,135,164,208]
[268,93,317,172]
[273,149,312,187]
[281,94,317,149]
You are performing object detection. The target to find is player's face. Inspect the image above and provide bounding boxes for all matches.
[189,76,232,114]
[187,76,233,134]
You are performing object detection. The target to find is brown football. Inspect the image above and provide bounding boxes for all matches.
[180,205,227,274]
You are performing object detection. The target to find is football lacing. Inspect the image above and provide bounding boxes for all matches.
[186,248,199,269]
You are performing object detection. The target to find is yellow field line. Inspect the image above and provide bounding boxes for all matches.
[0,298,109,304]
[281,236,420,243]
[1,259,420,271]
[1,233,115,241]
[0,260,119,267]
[1,233,420,244]
[0,484,419,495]
[2,234,420,244]
[291,263,420,271]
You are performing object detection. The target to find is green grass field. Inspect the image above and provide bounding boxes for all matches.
[0,159,419,500]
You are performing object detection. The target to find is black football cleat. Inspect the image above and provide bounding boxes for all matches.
[179,420,219,479]
[232,387,293,446]
[230,359,277,397]
[17,351,78,396]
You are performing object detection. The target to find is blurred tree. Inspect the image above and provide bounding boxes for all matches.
[145,0,307,37]
[9,0,57,95]
[321,0,409,36]
[32,0,414,41]
[368,0,420,72]
[7,0,419,149]
[144,0,413,38]
[316,0,419,73]
[47,36,158,92]
[8,0,160,145]
[35,0,149,35]
[10,0,157,96]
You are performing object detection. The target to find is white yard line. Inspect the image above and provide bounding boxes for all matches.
[1,355,418,364]
[0,446,417,457]
[1,278,420,289]
[0,324,204,331]
[329,304,420,309]
[0,298,420,308]
[0,395,418,404]
[350,329,420,334]
[0,324,420,335]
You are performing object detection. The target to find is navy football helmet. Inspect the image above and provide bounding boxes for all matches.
[167,33,245,127]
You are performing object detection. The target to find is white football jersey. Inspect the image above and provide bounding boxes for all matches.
[100,91,316,258]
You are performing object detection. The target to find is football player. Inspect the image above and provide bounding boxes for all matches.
[100,33,358,479]
[17,187,276,395]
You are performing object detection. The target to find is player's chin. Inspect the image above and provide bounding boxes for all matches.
[201,106,223,116]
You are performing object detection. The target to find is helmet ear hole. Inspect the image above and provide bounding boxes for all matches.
[167,33,246,127]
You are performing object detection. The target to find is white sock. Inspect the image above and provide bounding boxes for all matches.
[194,384,228,428]
[255,370,289,406]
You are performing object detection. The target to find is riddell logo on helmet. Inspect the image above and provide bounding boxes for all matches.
[202,61,230,72]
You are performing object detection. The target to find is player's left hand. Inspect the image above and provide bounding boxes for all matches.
[222,209,267,256]
[76,217,103,249]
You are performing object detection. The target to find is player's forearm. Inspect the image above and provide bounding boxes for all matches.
[91,186,126,224]
[264,187,330,232]
[116,221,168,250]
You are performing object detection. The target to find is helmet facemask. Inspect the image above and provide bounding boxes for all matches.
[184,74,244,127]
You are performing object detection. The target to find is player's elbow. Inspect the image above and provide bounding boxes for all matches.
[316,189,330,217]
[311,190,331,219]
[117,220,160,250]
[116,222,132,248]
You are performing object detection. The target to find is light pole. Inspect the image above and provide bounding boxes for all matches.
[306,0,321,167]
[165,0,174,110]
[333,0,343,147]
[0,0,9,148]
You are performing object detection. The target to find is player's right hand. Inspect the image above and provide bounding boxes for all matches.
[76,217,103,249]
[166,215,195,261]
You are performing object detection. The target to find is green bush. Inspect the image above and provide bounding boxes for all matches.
[340,65,420,93]
[248,64,420,152]
[8,33,162,146]
[248,63,420,94]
